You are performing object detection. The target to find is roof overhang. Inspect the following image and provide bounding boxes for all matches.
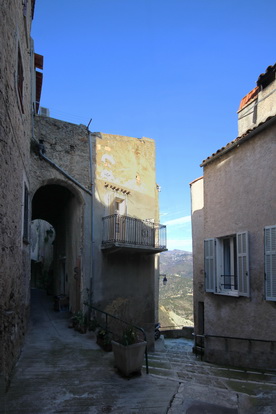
[200,115,276,168]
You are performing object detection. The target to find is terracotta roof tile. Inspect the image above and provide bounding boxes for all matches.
[238,86,259,112]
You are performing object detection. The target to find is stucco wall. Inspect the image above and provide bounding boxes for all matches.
[238,78,276,136]
[0,1,34,389]
[93,133,160,348]
[190,177,205,336]
[199,122,276,368]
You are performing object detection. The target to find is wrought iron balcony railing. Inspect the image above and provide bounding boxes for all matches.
[102,214,167,253]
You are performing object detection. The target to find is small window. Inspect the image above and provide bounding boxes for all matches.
[204,232,249,297]
[265,225,276,301]
[114,198,126,215]
[23,184,29,241]
[17,46,24,112]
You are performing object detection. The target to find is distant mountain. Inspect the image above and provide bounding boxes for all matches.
[159,250,194,328]
[160,249,193,278]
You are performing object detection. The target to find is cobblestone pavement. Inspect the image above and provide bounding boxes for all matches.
[1,290,276,413]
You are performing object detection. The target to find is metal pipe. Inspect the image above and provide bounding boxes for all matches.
[38,149,92,196]
[88,128,95,307]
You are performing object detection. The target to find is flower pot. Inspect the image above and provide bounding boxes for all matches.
[112,340,147,377]
[97,335,112,352]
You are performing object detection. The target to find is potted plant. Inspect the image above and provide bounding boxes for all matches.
[96,328,112,352]
[70,311,88,334]
[111,326,147,377]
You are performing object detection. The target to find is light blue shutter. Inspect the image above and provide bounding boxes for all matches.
[237,231,249,297]
[265,226,276,301]
[204,239,216,292]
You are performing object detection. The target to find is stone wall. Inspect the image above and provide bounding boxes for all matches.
[0,1,35,389]
[31,117,93,313]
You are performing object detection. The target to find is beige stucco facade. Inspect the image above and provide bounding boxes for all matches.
[191,65,276,369]
[93,134,162,346]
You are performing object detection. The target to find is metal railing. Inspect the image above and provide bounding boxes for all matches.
[193,332,276,360]
[102,214,167,250]
[84,302,149,374]
[221,274,238,290]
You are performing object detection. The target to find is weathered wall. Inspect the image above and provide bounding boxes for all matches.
[31,123,161,348]
[31,117,93,313]
[190,177,205,337]
[93,133,160,348]
[0,1,34,389]
[199,123,276,368]
[238,77,276,136]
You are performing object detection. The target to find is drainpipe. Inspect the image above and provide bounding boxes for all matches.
[37,145,92,196]
[88,124,94,307]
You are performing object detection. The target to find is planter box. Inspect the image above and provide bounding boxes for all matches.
[112,340,147,377]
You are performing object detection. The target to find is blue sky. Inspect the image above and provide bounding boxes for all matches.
[32,0,276,252]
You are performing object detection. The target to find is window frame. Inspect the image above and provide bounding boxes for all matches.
[22,183,29,243]
[17,44,24,113]
[204,231,249,297]
[264,225,276,301]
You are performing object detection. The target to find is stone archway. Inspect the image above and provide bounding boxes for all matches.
[32,183,83,312]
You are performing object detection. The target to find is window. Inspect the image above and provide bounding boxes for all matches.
[265,225,276,301]
[204,232,249,297]
[114,198,126,215]
[17,46,24,112]
[23,184,29,241]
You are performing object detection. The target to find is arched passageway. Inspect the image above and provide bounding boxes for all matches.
[32,184,83,312]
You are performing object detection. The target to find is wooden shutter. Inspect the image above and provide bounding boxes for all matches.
[204,239,216,292]
[237,231,249,297]
[265,226,276,301]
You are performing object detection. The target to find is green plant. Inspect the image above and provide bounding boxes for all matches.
[121,327,138,346]
[97,329,112,345]
[71,311,88,333]
[88,318,99,332]
[96,328,112,351]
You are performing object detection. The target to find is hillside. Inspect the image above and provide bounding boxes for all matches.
[159,250,194,328]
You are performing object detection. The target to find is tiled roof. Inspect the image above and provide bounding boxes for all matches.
[238,86,259,112]
[200,115,276,167]
[257,63,276,85]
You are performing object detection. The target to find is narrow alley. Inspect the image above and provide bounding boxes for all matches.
[1,290,275,414]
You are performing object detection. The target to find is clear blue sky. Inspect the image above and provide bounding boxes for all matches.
[32,0,276,252]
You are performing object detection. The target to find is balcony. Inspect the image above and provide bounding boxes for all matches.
[102,214,167,254]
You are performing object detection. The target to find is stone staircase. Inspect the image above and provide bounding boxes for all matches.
[147,336,276,389]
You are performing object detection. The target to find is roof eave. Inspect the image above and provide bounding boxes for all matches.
[200,115,276,168]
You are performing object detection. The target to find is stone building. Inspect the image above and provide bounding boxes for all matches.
[190,64,276,369]
[32,116,166,348]
[0,0,42,389]
[0,0,165,390]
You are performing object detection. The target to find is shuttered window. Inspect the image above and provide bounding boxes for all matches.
[204,231,249,297]
[237,232,249,297]
[204,239,216,292]
[265,226,276,301]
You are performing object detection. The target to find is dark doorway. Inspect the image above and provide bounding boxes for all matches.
[31,184,81,311]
